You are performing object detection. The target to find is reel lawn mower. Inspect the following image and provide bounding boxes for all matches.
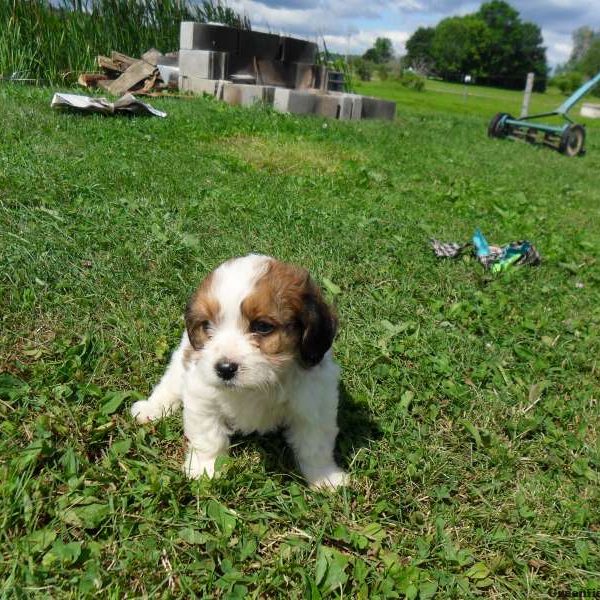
[488,70,600,156]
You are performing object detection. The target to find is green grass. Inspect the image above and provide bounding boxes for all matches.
[1,81,599,598]
[357,78,600,124]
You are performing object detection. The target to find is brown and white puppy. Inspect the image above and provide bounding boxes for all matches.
[131,254,348,489]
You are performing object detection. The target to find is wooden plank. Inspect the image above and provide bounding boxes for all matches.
[106,60,157,96]
[110,51,136,70]
[96,79,113,92]
[97,55,122,73]
[140,72,158,93]
[77,73,110,88]
[141,48,163,66]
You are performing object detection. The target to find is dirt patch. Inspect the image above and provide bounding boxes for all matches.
[221,134,360,175]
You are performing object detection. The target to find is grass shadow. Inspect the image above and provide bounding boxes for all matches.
[229,382,381,481]
[336,382,382,468]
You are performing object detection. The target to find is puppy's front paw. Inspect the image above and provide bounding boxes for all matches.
[183,450,217,480]
[307,467,349,491]
[131,400,163,424]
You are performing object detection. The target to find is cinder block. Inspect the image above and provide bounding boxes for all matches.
[338,95,353,120]
[330,92,363,120]
[315,65,327,91]
[314,94,340,118]
[228,54,255,81]
[293,63,318,89]
[251,59,288,87]
[215,80,226,100]
[242,85,275,106]
[178,75,219,96]
[179,49,228,81]
[222,82,242,105]
[222,83,275,107]
[349,95,363,120]
[273,88,317,115]
[313,93,355,120]
[238,30,281,60]
[339,93,363,121]
[180,22,238,52]
[361,96,396,120]
[281,37,318,63]
[252,60,316,88]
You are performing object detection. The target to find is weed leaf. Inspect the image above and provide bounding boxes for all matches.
[100,391,131,415]
[207,499,237,536]
[23,529,57,553]
[460,419,483,448]
[465,562,490,580]
[178,527,208,545]
[42,541,82,568]
[316,547,349,594]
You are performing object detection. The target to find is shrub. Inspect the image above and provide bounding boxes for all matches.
[353,58,373,82]
[551,71,584,95]
[395,70,425,91]
[376,63,390,81]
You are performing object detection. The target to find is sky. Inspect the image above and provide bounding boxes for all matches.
[227,0,600,69]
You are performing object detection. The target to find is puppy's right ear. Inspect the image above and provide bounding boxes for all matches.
[185,275,218,350]
[185,302,205,350]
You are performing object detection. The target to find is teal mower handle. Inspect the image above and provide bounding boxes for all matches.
[556,70,600,116]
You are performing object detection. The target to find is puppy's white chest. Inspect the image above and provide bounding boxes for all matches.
[220,390,288,435]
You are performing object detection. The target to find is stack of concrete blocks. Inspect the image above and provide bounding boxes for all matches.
[178,22,396,121]
[274,89,394,120]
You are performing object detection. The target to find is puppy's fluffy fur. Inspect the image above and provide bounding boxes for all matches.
[131,254,347,489]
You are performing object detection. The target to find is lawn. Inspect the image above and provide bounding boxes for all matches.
[1,81,599,598]
[356,78,600,123]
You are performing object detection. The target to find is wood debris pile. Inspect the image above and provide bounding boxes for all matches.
[78,49,177,96]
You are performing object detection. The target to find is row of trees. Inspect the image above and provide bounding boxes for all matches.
[348,41,426,91]
[351,37,397,83]
[403,0,548,91]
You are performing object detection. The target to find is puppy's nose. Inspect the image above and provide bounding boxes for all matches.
[215,360,239,381]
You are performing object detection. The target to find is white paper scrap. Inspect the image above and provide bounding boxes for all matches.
[51,92,167,117]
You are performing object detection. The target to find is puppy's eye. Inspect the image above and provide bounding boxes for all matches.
[201,320,212,333]
[250,320,275,335]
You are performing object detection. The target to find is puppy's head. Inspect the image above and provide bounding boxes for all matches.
[185,255,337,389]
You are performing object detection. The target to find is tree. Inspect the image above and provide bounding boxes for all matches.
[405,27,435,69]
[477,0,519,78]
[478,0,519,30]
[552,28,600,97]
[403,1,548,90]
[477,1,547,90]
[569,26,597,65]
[513,21,548,90]
[578,38,600,77]
[363,37,393,64]
[430,15,491,79]
[352,58,373,81]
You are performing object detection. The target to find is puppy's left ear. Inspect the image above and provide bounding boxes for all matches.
[299,281,337,367]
